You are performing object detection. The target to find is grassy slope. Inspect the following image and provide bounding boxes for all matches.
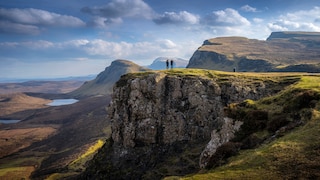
[200,36,320,65]
[164,71,320,179]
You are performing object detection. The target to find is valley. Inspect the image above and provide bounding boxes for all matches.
[0,59,147,179]
[0,87,111,179]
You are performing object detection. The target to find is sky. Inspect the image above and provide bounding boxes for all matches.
[1,0,320,79]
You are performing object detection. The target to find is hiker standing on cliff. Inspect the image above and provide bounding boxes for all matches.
[166,59,169,69]
[170,60,174,69]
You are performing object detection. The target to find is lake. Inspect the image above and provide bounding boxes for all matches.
[0,120,21,124]
[47,99,78,106]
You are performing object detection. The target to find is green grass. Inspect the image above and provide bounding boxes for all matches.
[68,139,105,171]
[163,71,320,179]
[165,109,320,180]
[295,76,320,90]
[127,69,310,86]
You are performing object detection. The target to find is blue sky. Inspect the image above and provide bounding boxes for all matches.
[1,0,320,78]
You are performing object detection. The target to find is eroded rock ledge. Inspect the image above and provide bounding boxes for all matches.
[108,71,279,170]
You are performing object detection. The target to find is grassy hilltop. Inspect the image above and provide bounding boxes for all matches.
[187,31,320,72]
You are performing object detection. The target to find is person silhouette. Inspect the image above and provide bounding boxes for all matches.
[166,59,169,69]
[170,60,174,69]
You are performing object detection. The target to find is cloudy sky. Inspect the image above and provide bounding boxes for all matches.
[1,0,320,79]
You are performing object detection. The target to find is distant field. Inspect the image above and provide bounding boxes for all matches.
[0,93,51,117]
[0,127,57,158]
[0,80,85,94]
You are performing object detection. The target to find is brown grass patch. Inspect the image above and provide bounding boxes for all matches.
[0,93,51,116]
[0,166,35,180]
[0,127,57,158]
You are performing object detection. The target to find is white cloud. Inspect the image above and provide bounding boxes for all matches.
[253,18,264,23]
[153,11,200,25]
[0,40,54,49]
[157,39,177,49]
[202,8,250,26]
[62,40,90,47]
[0,8,85,27]
[240,5,258,12]
[87,16,123,28]
[82,0,154,27]
[268,6,320,32]
[267,23,288,31]
[0,20,40,34]
[0,38,185,61]
[83,39,182,61]
[0,8,85,34]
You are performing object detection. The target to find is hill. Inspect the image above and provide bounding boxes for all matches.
[187,31,320,72]
[69,59,150,98]
[148,57,189,70]
[0,93,51,117]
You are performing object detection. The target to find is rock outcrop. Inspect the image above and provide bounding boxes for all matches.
[187,31,320,72]
[110,72,274,147]
[81,70,294,179]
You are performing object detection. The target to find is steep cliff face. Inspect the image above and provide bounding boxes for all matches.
[110,73,222,147]
[267,31,320,40]
[110,72,276,148]
[80,70,295,179]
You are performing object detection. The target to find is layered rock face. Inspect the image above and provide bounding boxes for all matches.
[110,73,223,148]
[108,72,275,171]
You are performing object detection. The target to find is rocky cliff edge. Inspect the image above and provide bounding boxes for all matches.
[83,69,299,179]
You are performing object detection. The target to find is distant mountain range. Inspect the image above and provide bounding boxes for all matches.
[187,31,320,72]
[147,57,188,70]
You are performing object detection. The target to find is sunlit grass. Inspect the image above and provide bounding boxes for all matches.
[68,139,104,171]
[45,172,78,180]
[166,107,320,179]
[163,69,320,179]
[295,76,320,90]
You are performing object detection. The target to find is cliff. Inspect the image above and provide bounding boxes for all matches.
[187,31,320,72]
[267,31,320,40]
[82,69,305,179]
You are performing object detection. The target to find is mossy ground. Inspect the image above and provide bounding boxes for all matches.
[163,71,320,179]
[44,139,105,180]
